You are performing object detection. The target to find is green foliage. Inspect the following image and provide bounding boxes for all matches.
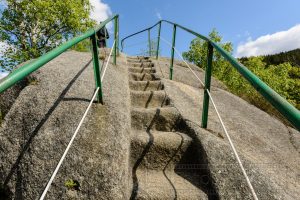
[183,29,300,120]
[241,59,299,109]
[288,67,300,79]
[263,48,300,67]
[71,39,91,52]
[64,179,80,190]
[0,0,95,71]
[239,49,300,67]
[183,28,233,67]
[233,58,299,111]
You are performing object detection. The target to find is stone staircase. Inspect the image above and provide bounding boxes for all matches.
[127,56,210,200]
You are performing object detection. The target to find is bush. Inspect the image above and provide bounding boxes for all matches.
[183,29,299,123]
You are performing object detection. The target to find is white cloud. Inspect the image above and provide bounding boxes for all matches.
[90,0,112,23]
[236,24,300,57]
[155,9,162,20]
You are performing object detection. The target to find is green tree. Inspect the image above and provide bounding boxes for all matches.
[0,0,95,71]
[71,39,91,52]
[183,28,233,67]
[182,28,299,124]
[183,29,236,86]
[141,39,160,57]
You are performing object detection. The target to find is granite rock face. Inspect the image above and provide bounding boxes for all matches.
[0,60,35,117]
[127,57,210,199]
[0,51,131,199]
[0,53,298,200]
[153,57,300,200]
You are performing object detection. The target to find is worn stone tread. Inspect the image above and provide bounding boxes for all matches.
[129,67,156,73]
[129,81,164,91]
[128,56,209,200]
[131,107,182,131]
[130,130,192,170]
[130,90,170,108]
[129,73,160,81]
[133,170,208,200]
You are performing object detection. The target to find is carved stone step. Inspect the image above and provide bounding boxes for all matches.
[131,107,183,131]
[129,81,164,91]
[129,73,160,81]
[129,67,156,74]
[130,91,170,108]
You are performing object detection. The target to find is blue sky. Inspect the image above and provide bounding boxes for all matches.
[1,0,300,78]
[100,0,300,57]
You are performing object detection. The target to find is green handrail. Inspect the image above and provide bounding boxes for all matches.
[121,21,161,52]
[148,29,151,56]
[169,24,176,80]
[121,20,300,131]
[0,14,119,104]
[156,22,162,59]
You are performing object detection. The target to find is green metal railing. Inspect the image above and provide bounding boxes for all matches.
[0,15,119,104]
[121,20,300,131]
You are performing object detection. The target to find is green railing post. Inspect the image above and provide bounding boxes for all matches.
[156,21,161,60]
[114,16,118,65]
[201,42,214,128]
[121,40,124,52]
[169,24,177,80]
[121,20,300,130]
[148,29,151,56]
[117,15,120,55]
[91,33,103,104]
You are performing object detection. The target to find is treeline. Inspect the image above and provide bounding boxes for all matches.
[263,48,300,67]
[237,49,300,112]
[239,49,300,80]
[240,48,300,67]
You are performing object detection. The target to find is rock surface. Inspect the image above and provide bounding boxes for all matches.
[0,51,131,199]
[153,57,300,200]
[127,57,210,199]
[0,52,298,200]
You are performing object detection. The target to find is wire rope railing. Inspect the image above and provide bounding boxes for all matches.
[0,14,119,199]
[121,20,300,200]
[160,35,258,200]
[39,87,100,200]
[121,37,159,58]
[0,14,299,200]
[160,37,205,86]
[0,15,119,104]
[122,37,157,49]
[101,41,116,81]
[39,41,116,199]
[121,20,300,131]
